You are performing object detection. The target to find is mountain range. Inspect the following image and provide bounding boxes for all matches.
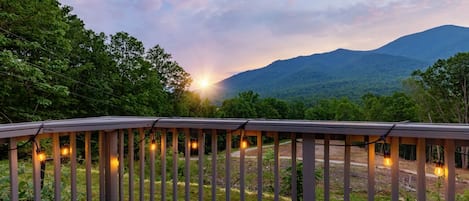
[215,25,469,102]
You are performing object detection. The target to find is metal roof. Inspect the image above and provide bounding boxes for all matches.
[1,116,469,140]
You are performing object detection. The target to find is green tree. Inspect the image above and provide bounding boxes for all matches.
[146,45,192,115]
[362,92,418,122]
[304,98,363,121]
[408,52,469,167]
[0,0,72,122]
[218,91,259,118]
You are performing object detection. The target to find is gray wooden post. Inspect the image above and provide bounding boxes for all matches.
[416,138,426,201]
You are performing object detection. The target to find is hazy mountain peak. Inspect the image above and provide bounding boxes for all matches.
[215,25,469,102]
[373,24,469,62]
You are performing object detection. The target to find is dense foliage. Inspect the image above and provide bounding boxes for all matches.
[0,0,196,123]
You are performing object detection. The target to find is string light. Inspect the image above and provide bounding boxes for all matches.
[37,150,47,162]
[191,140,198,150]
[61,144,70,157]
[241,140,248,149]
[111,157,119,168]
[150,139,157,151]
[434,161,444,177]
[383,150,392,167]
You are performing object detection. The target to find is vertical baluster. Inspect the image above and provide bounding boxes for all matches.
[240,130,245,201]
[119,130,124,201]
[161,130,167,201]
[184,128,190,201]
[172,128,178,201]
[274,132,280,201]
[302,134,315,201]
[391,137,399,201]
[9,138,19,201]
[367,137,375,201]
[225,131,232,201]
[32,138,41,201]
[150,132,155,201]
[70,133,77,201]
[53,134,61,200]
[344,136,351,201]
[198,129,205,201]
[85,131,92,201]
[257,132,263,201]
[211,129,218,201]
[444,139,455,201]
[106,131,119,201]
[291,133,297,201]
[99,131,106,200]
[324,134,330,201]
[416,138,426,201]
[138,128,145,201]
[128,129,135,201]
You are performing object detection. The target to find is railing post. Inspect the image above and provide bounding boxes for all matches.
[225,131,232,201]
[150,132,156,201]
[53,134,61,200]
[303,134,315,201]
[198,129,205,201]
[71,132,77,201]
[211,129,218,201]
[416,138,426,201]
[161,130,167,201]
[274,132,280,201]
[127,129,134,201]
[257,132,264,201]
[9,138,19,201]
[32,139,41,201]
[119,130,124,201]
[138,128,145,201]
[444,139,455,201]
[368,137,375,201]
[344,136,351,201]
[105,131,119,201]
[291,133,297,201]
[240,130,246,201]
[99,131,106,201]
[391,137,399,201]
[172,128,179,201]
[85,131,93,201]
[184,128,190,201]
[324,134,330,201]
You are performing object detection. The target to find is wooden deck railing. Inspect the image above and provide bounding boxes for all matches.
[1,116,467,201]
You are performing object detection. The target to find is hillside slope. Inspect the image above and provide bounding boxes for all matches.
[215,25,469,101]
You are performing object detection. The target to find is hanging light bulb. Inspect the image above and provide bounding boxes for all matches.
[241,140,248,149]
[191,140,198,150]
[383,150,392,167]
[150,139,157,151]
[61,144,70,157]
[111,157,119,168]
[37,150,47,162]
[434,161,444,177]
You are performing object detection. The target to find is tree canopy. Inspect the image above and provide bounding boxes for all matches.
[0,0,191,123]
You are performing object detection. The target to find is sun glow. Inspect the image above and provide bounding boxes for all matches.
[195,75,213,91]
[199,79,210,89]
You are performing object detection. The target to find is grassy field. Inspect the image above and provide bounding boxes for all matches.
[0,159,291,201]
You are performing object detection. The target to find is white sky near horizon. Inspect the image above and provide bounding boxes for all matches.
[60,0,469,89]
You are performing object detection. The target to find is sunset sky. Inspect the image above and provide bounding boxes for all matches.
[60,0,469,87]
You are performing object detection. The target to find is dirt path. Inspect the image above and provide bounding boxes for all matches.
[231,140,469,194]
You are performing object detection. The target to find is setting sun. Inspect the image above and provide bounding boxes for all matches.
[199,79,210,89]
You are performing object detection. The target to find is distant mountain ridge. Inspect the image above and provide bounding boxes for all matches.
[215,25,469,102]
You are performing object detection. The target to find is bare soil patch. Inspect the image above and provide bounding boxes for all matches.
[245,140,469,197]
